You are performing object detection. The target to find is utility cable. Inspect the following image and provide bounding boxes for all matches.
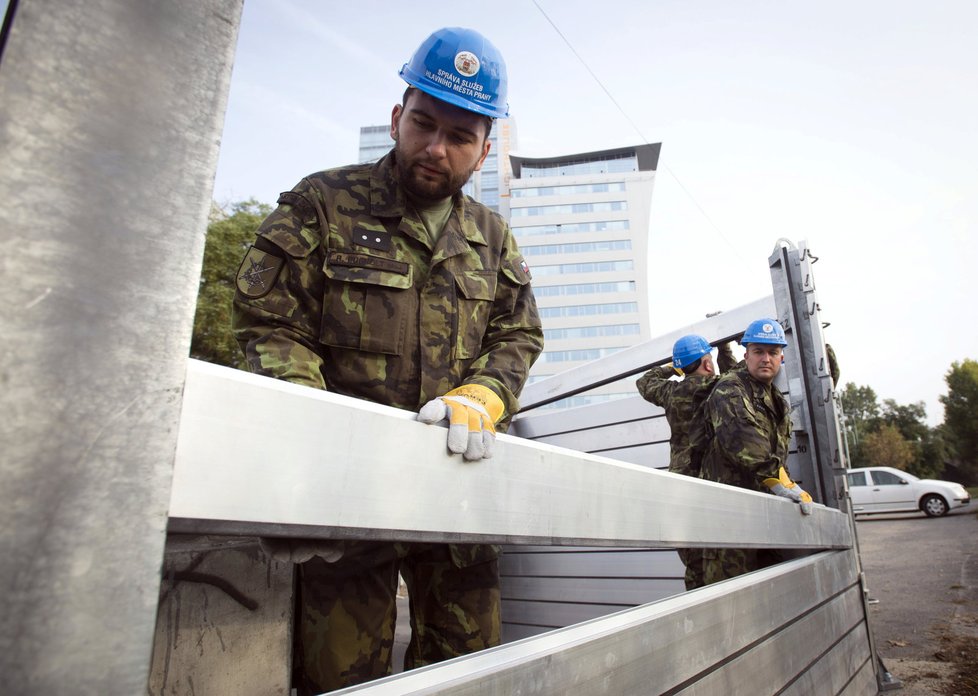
[531,0,752,270]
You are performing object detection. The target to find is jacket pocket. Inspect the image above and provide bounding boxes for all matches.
[453,270,496,359]
[321,251,413,355]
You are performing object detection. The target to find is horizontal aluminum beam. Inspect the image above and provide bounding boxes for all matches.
[169,360,851,550]
[518,296,776,409]
[329,551,864,695]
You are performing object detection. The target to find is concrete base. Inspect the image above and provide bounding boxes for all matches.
[148,536,294,696]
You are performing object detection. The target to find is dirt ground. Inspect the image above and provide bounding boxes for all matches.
[857,503,978,695]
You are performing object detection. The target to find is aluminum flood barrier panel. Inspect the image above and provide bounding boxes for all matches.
[169,359,850,552]
[323,552,876,696]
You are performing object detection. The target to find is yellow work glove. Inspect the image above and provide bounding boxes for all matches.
[763,466,814,515]
[417,384,505,461]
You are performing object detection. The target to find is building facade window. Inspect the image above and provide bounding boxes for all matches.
[521,240,632,256]
[531,260,634,277]
[514,220,631,237]
[539,392,636,409]
[532,281,636,297]
[534,346,626,364]
[511,201,628,217]
[538,302,638,319]
[544,324,640,341]
[511,181,626,198]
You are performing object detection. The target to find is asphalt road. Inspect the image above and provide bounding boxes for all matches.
[855,501,978,691]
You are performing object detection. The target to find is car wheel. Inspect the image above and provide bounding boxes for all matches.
[921,494,949,517]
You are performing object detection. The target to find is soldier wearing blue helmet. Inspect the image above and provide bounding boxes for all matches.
[232,27,541,693]
[636,335,737,589]
[688,319,816,586]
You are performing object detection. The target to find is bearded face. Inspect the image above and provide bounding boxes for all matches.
[390,90,490,204]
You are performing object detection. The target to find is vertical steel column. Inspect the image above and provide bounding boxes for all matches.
[768,241,848,510]
[768,240,848,509]
[769,240,891,691]
[0,1,242,693]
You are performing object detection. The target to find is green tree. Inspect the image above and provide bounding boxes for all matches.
[878,399,944,478]
[839,382,880,466]
[862,424,914,471]
[190,200,270,369]
[940,358,978,482]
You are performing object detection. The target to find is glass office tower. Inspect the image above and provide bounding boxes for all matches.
[509,144,661,408]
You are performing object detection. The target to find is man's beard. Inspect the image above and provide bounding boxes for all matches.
[393,141,476,203]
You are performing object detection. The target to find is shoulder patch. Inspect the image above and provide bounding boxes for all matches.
[236,245,285,299]
[277,190,316,223]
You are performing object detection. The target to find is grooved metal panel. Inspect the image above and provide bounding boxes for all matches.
[517,296,776,410]
[522,400,671,453]
[329,551,865,695]
[0,1,242,693]
[501,576,680,605]
[512,393,665,439]
[501,600,640,630]
[501,549,682,577]
[169,360,852,550]
[780,622,874,696]
[676,586,867,694]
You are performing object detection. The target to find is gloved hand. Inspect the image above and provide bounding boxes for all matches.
[763,466,814,515]
[417,384,505,461]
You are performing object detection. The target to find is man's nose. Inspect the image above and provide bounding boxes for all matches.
[426,132,448,158]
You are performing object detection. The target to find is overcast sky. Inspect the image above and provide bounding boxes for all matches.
[213,0,977,426]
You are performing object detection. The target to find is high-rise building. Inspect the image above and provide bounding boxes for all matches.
[509,144,661,408]
[357,118,517,216]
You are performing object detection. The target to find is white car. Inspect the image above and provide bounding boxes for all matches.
[846,466,971,518]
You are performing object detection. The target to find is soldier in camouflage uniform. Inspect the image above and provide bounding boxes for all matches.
[231,28,543,694]
[688,319,814,586]
[636,336,737,589]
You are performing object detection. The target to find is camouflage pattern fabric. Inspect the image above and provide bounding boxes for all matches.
[295,543,499,694]
[636,366,717,477]
[635,343,738,590]
[232,151,543,419]
[689,366,792,585]
[826,342,840,387]
[232,151,542,691]
[634,366,712,588]
[701,547,785,586]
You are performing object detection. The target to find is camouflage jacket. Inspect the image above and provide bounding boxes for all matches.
[636,367,717,476]
[634,342,738,476]
[690,366,791,491]
[231,151,544,424]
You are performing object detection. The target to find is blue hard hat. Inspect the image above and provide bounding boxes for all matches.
[672,334,712,371]
[741,319,788,347]
[399,27,509,119]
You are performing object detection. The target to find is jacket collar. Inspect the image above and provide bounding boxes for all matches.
[369,151,488,249]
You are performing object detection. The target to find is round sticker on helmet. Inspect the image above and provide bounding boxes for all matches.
[454,51,480,77]
[762,323,774,333]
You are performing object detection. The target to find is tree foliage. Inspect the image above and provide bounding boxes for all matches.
[940,358,978,481]
[839,383,946,478]
[190,200,270,369]
[862,424,915,471]
[839,382,880,467]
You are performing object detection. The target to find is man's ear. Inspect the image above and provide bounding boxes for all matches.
[474,138,491,171]
[390,104,402,141]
